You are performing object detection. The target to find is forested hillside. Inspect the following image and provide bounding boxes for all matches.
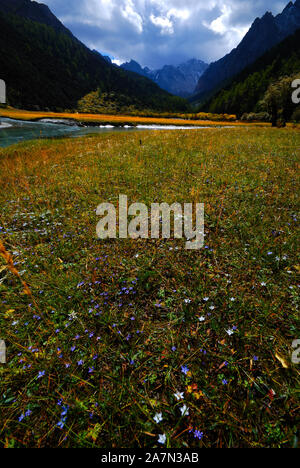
[0,11,187,112]
[201,28,300,117]
[193,1,300,103]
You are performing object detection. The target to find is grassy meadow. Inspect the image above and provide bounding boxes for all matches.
[0,127,299,448]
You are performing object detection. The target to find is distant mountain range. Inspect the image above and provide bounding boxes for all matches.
[120,59,208,97]
[0,0,187,111]
[193,0,300,103]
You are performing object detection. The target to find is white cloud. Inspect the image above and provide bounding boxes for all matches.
[38,1,289,68]
[150,14,174,34]
[112,58,123,66]
[121,0,143,33]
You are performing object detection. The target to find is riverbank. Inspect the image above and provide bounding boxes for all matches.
[0,107,273,128]
[0,116,232,148]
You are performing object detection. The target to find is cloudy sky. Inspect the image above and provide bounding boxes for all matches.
[38,0,288,68]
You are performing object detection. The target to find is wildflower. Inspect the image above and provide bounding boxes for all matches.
[203,297,209,302]
[226,329,234,336]
[181,365,189,375]
[77,360,84,366]
[180,405,190,416]
[68,311,78,320]
[172,346,177,352]
[57,420,66,429]
[154,413,163,424]
[199,316,206,322]
[18,414,25,422]
[61,406,69,417]
[222,379,228,385]
[37,371,45,379]
[261,282,267,287]
[158,434,166,445]
[194,430,204,440]
[174,391,184,401]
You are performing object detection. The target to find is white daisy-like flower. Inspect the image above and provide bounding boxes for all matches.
[199,316,206,322]
[174,391,184,401]
[68,311,78,320]
[261,282,267,287]
[158,434,166,445]
[154,413,163,424]
[180,405,190,416]
[226,329,234,336]
[184,299,191,304]
[230,297,236,302]
[209,306,215,310]
[203,297,209,302]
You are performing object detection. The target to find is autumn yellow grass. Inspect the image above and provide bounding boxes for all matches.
[0,107,274,127]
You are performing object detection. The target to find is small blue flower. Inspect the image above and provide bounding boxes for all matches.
[194,430,204,440]
[57,420,65,429]
[181,366,189,375]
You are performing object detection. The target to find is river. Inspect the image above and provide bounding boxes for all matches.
[0,117,216,148]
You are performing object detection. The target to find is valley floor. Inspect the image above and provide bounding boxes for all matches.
[0,127,299,448]
[0,107,273,128]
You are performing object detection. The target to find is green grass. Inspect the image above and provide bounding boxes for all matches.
[0,127,299,448]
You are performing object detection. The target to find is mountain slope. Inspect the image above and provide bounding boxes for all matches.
[201,28,300,117]
[193,0,300,103]
[121,59,208,97]
[0,0,72,35]
[0,0,187,112]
